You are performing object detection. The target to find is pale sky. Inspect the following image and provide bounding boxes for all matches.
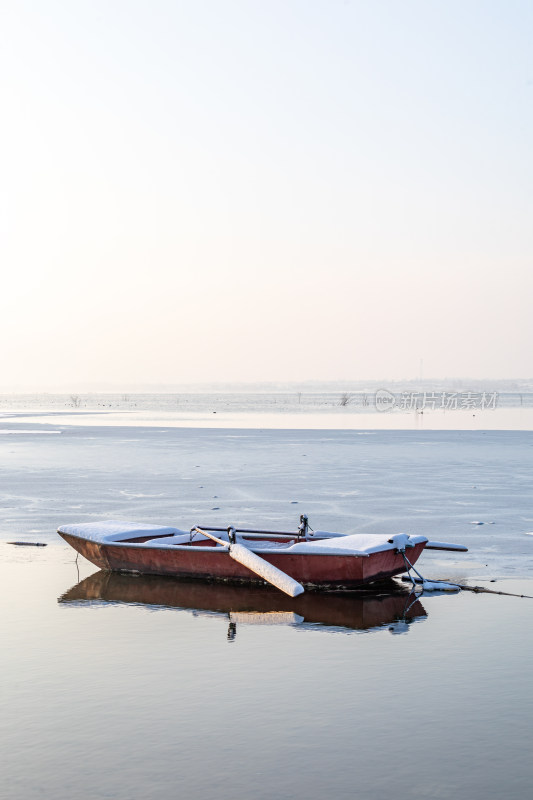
[1,0,532,389]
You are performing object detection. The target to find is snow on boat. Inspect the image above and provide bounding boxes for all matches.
[57,515,467,594]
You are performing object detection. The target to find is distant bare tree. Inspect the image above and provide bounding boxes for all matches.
[339,393,353,407]
[70,395,81,408]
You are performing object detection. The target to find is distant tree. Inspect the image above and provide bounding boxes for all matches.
[339,393,353,407]
[70,395,81,408]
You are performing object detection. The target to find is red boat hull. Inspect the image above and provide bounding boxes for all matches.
[59,532,425,591]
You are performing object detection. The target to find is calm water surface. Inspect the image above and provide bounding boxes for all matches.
[1,547,532,800]
[1,415,532,799]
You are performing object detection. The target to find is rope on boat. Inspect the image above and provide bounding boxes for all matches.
[401,551,425,587]
[400,551,533,598]
[401,551,460,593]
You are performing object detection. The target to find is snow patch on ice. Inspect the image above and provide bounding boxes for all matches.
[119,491,166,498]
[0,430,62,435]
[421,580,460,592]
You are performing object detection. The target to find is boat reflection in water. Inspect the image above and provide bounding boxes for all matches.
[59,572,427,638]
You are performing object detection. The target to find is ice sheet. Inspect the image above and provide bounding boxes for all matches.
[1,411,532,579]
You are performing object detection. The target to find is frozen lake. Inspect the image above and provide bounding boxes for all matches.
[2,389,533,430]
[1,401,532,799]
[1,416,532,578]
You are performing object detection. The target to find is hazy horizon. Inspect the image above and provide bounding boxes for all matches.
[2,376,533,395]
[2,1,532,386]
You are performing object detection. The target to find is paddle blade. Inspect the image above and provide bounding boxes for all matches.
[229,544,304,597]
[425,541,468,552]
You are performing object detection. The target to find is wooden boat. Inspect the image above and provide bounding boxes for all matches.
[59,570,428,635]
[57,515,467,595]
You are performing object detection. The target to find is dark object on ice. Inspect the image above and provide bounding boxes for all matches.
[8,541,47,547]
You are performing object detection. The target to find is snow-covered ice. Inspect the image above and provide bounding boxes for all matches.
[1,397,532,580]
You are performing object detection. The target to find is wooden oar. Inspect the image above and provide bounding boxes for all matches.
[194,527,305,598]
[425,541,468,552]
